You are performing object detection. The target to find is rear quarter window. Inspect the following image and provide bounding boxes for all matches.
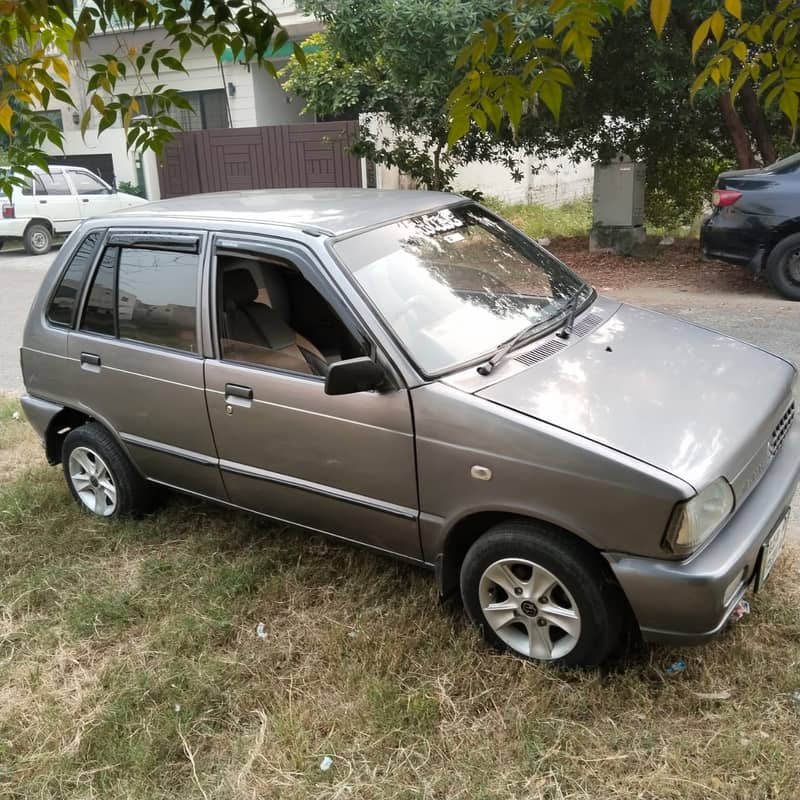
[46,232,101,326]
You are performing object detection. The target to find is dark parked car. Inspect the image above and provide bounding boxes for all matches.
[20,189,800,666]
[701,152,800,300]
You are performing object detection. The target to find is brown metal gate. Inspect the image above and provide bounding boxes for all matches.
[157,121,362,198]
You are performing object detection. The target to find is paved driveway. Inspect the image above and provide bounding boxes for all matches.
[0,247,56,394]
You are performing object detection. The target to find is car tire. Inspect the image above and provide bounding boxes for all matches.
[460,520,623,667]
[62,422,154,518]
[23,222,53,255]
[766,233,800,301]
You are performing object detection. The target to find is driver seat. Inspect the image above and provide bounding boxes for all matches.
[222,268,329,375]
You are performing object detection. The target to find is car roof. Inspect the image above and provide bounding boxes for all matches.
[110,188,465,236]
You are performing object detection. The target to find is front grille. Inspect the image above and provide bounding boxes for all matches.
[770,402,795,456]
[514,338,567,366]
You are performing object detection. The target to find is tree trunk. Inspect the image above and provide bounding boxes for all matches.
[718,92,756,169]
[431,144,443,191]
[739,80,777,165]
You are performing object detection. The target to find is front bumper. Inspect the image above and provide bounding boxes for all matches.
[605,423,800,644]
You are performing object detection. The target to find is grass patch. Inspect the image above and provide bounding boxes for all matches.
[2,408,800,799]
[484,197,593,239]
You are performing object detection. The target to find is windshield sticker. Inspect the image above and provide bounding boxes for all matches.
[411,209,464,237]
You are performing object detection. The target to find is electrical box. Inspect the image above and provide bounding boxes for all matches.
[592,157,646,228]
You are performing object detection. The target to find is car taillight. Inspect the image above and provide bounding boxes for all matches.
[712,189,742,208]
[1,204,14,219]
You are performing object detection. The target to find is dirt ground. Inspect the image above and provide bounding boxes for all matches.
[550,236,760,294]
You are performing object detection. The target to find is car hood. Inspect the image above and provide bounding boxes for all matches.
[474,303,796,492]
[118,193,148,206]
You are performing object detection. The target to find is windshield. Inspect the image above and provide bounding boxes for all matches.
[333,204,585,374]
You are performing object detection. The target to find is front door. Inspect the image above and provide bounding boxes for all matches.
[67,169,122,220]
[203,237,422,560]
[66,230,226,499]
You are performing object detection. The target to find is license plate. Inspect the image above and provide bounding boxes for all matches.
[757,512,789,590]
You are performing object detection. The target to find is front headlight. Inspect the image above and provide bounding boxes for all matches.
[663,478,734,555]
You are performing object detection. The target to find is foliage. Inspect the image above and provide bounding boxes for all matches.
[117,180,146,198]
[448,0,800,146]
[282,1,523,190]
[0,0,304,197]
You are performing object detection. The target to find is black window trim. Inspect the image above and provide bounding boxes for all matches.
[74,228,206,357]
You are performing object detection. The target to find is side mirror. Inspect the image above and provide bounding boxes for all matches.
[324,357,386,395]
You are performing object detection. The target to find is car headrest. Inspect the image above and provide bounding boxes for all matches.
[224,269,259,307]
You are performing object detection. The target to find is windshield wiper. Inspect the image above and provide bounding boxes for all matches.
[477,320,544,376]
[555,285,586,340]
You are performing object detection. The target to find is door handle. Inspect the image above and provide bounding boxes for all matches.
[80,352,101,372]
[38,199,47,204]
[81,198,90,203]
[225,383,253,401]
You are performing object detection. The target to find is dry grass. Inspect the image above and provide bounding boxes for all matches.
[2,396,800,799]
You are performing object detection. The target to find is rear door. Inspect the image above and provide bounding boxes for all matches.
[66,230,226,499]
[35,169,82,233]
[67,169,123,220]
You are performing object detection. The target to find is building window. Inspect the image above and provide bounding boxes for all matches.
[34,109,64,131]
[136,89,230,131]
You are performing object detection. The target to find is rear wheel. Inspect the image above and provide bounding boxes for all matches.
[766,233,800,301]
[460,520,623,667]
[62,423,154,518]
[23,222,53,255]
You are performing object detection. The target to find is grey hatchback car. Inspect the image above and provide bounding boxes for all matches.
[21,189,800,666]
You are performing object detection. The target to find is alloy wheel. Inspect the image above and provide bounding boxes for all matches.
[68,446,118,516]
[478,557,581,660]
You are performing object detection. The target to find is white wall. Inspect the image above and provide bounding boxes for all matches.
[362,113,594,207]
[252,64,315,126]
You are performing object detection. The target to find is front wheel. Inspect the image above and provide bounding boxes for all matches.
[766,233,800,301]
[460,521,623,667]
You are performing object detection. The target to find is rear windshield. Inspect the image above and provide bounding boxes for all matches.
[765,153,800,174]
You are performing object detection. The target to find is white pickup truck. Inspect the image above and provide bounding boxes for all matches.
[1,165,147,254]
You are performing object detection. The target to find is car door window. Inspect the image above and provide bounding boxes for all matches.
[47,232,101,326]
[217,253,366,376]
[81,247,118,336]
[71,171,111,195]
[79,242,199,352]
[117,247,198,352]
[38,170,73,195]
[22,175,47,196]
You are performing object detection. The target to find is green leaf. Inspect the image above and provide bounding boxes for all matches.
[710,11,724,43]
[504,89,523,131]
[650,0,671,36]
[691,18,711,59]
[539,80,563,121]
[779,87,799,127]
[448,113,471,145]
[724,0,742,20]
[479,96,502,130]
